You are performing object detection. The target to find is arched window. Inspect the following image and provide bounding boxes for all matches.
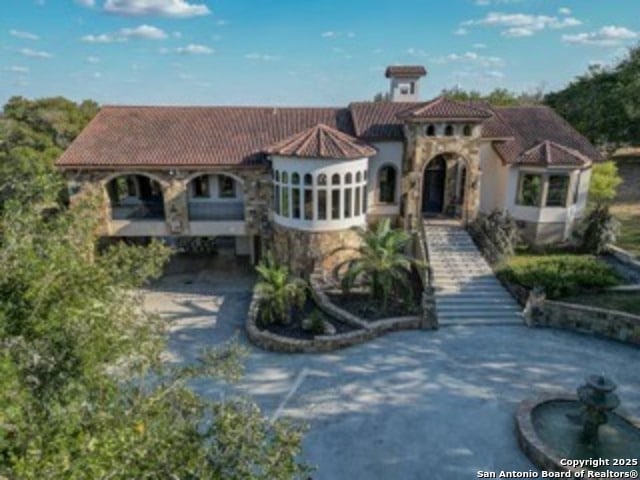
[463,125,472,137]
[345,172,353,184]
[282,172,288,183]
[426,124,436,136]
[378,165,397,204]
[304,173,313,186]
[356,172,361,183]
[292,173,300,184]
[444,125,454,137]
[275,170,280,182]
[332,173,341,185]
[317,174,327,186]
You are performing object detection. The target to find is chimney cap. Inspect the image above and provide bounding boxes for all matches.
[385,65,427,78]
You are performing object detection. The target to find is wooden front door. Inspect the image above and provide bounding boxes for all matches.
[422,157,446,215]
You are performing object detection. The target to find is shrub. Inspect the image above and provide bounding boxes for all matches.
[469,209,521,262]
[589,161,622,204]
[256,252,307,326]
[497,254,621,299]
[307,310,327,335]
[580,204,620,254]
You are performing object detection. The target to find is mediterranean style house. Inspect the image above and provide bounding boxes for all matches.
[56,65,602,275]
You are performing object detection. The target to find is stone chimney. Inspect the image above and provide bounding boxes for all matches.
[385,65,427,102]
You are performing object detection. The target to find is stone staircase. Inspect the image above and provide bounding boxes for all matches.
[424,219,524,326]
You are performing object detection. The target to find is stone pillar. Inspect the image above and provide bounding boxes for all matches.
[421,286,438,329]
[524,287,546,327]
[162,178,189,235]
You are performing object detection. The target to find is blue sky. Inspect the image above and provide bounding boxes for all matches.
[1,0,639,106]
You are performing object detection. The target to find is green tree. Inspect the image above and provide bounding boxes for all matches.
[0,192,309,479]
[589,161,623,204]
[0,96,99,205]
[334,219,423,311]
[255,253,307,325]
[373,91,390,102]
[441,87,540,106]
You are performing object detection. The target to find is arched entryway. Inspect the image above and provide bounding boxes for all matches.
[422,156,446,215]
[105,174,165,220]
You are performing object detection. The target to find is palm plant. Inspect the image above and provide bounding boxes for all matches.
[334,219,423,311]
[255,252,307,326]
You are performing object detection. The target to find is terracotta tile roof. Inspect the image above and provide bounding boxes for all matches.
[56,105,354,168]
[385,65,427,78]
[349,102,414,140]
[265,123,376,159]
[397,97,493,121]
[517,141,592,167]
[494,106,604,164]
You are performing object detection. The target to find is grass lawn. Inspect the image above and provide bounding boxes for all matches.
[611,202,640,258]
[562,291,640,316]
[497,254,622,299]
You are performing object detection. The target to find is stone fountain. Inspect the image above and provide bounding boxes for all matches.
[516,375,640,476]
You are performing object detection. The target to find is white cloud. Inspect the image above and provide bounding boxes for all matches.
[5,66,29,73]
[244,52,278,61]
[103,0,210,17]
[215,19,228,26]
[320,31,355,39]
[463,12,582,37]
[407,47,428,57]
[559,7,571,16]
[9,29,39,40]
[86,56,100,64]
[321,31,336,38]
[75,0,95,6]
[433,51,504,67]
[563,26,638,46]
[453,27,468,36]
[81,24,167,42]
[472,43,487,49]
[119,24,167,39]
[175,43,214,54]
[19,48,52,58]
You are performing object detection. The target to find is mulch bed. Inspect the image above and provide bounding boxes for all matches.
[327,291,421,321]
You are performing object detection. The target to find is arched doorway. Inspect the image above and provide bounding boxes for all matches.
[105,174,165,220]
[422,156,446,215]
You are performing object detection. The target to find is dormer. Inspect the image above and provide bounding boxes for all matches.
[385,65,427,102]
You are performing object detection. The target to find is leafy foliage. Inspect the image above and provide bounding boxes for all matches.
[441,86,544,106]
[0,192,309,478]
[334,219,422,311]
[589,161,623,204]
[545,46,640,149]
[0,96,99,205]
[497,254,621,299]
[580,204,620,255]
[255,252,308,326]
[469,209,521,262]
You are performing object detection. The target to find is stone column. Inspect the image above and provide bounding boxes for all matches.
[162,178,189,235]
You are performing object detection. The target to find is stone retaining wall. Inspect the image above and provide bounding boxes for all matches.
[526,292,640,346]
[609,244,640,270]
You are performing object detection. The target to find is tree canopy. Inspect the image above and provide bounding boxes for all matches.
[441,87,544,107]
[544,45,640,149]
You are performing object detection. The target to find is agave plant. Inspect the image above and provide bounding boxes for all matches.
[334,219,424,311]
[255,252,307,326]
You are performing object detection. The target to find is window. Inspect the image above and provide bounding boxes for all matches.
[573,173,581,205]
[356,172,361,183]
[304,173,313,186]
[292,188,301,219]
[331,189,340,219]
[517,173,543,207]
[410,81,415,95]
[318,190,327,220]
[275,185,281,214]
[317,174,327,186]
[378,165,397,204]
[332,173,340,185]
[292,172,300,185]
[426,125,436,137]
[281,187,290,217]
[218,175,236,198]
[304,189,313,220]
[355,186,361,216]
[193,176,210,198]
[344,188,352,218]
[546,175,570,207]
[282,172,288,184]
[362,185,367,212]
[463,125,472,137]
[345,172,352,184]
[275,170,280,182]
[444,125,454,137]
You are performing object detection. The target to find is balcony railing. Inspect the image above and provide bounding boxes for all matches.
[188,201,245,221]
[111,201,165,220]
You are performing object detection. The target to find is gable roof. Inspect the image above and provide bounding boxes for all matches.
[397,97,493,121]
[349,102,412,140]
[56,105,354,168]
[517,141,592,167]
[265,123,377,159]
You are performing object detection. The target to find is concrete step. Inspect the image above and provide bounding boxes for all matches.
[438,310,523,320]
[437,297,520,306]
[438,317,523,326]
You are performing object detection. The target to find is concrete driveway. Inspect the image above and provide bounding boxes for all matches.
[144,256,640,480]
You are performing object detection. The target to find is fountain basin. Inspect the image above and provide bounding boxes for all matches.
[517,393,640,477]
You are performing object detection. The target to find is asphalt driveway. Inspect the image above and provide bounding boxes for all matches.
[144,256,640,480]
